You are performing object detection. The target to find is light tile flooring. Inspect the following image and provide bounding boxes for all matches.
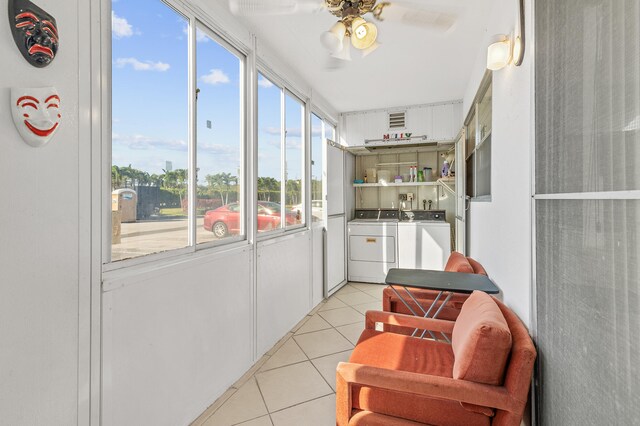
[192,282,385,426]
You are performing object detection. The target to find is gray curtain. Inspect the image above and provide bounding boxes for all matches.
[535,0,640,424]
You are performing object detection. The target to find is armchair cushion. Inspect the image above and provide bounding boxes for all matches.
[467,257,488,275]
[351,329,454,377]
[444,251,475,273]
[348,329,490,425]
[452,291,512,386]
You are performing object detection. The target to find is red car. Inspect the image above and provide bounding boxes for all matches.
[204,201,298,238]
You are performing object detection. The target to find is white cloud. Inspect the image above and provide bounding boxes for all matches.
[113,133,239,157]
[112,12,133,38]
[265,126,305,138]
[115,57,170,72]
[200,69,230,85]
[258,77,274,88]
[113,133,187,151]
[181,25,210,42]
[199,143,239,156]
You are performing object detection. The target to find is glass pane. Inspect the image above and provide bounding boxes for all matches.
[285,93,304,228]
[476,137,491,197]
[466,112,476,157]
[327,124,336,142]
[466,152,475,198]
[111,0,189,261]
[196,26,243,244]
[311,114,324,224]
[257,74,282,232]
[477,82,492,142]
[536,1,640,194]
[536,199,640,424]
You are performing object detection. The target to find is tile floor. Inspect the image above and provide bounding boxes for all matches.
[191,282,385,426]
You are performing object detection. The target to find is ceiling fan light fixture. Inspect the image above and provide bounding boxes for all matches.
[331,39,351,61]
[321,21,347,53]
[361,40,380,58]
[350,18,377,50]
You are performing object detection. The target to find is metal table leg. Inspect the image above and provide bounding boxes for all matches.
[409,289,442,340]
[419,292,453,342]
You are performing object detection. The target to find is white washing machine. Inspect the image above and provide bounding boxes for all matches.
[397,210,451,270]
[348,209,399,283]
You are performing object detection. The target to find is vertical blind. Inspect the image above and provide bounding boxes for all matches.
[535,0,640,424]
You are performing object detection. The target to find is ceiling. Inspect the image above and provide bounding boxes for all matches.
[220,0,498,112]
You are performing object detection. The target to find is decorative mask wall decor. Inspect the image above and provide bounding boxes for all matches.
[11,87,62,147]
[8,0,59,67]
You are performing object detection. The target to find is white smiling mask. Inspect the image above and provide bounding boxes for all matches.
[11,87,61,147]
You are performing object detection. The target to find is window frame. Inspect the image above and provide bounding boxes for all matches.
[309,108,337,228]
[104,0,250,270]
[255,66,308,239]
[193,20,248,250]
[465,71,493,202]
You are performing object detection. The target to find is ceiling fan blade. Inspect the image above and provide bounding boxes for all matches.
[229,0,324,16]
[378,3,459,32]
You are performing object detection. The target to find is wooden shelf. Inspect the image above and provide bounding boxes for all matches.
[353,182,441,188]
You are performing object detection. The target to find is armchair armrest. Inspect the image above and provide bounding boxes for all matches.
[336,362,521,416]
[365,310,455,334]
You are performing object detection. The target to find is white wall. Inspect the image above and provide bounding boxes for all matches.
[102,247,254,426]
[0,1,91,424]
[256,232,312,355]
[341,101,464,148]
[463,0,533,327]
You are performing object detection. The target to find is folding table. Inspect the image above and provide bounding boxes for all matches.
[384,268,500,342]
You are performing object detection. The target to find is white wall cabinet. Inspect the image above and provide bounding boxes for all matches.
[341,101,463,147]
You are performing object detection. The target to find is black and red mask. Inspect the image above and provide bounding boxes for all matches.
[9,0,59,67]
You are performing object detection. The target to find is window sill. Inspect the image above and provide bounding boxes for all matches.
[102,240,252,292]
[471,195,492,202]
[256,226,309,244]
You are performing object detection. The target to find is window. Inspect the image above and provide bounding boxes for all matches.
[310,113,334,225]
[111,0,189,262]
[110,0,246,263]
[285,94,304,228]
[257,73,282,233]
[310,113,324,223]
[196,25,244,244]
[257,73,307,233]
[465,73,492,200]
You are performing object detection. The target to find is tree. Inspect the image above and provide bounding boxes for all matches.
[206,172,238,205]
[161,168,188,206]
[257,177,280,201]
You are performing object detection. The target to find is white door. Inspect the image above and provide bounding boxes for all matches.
[455,129,467,254]
[326,140,347,294]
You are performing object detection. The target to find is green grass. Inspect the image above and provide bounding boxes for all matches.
[159,208,187,217]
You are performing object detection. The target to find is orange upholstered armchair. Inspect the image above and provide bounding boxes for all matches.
[336,292,536,426]
[382,252,488,327]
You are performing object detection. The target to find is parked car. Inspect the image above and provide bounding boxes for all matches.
[204,201,297,238]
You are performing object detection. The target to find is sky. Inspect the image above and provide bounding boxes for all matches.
[111,0,315,183]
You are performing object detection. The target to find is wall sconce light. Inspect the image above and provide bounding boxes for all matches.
[486,35,512,71]
[513,0,526,65]
[486,0,526,70]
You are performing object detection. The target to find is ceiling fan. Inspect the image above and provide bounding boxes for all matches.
[229,0,459,60]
